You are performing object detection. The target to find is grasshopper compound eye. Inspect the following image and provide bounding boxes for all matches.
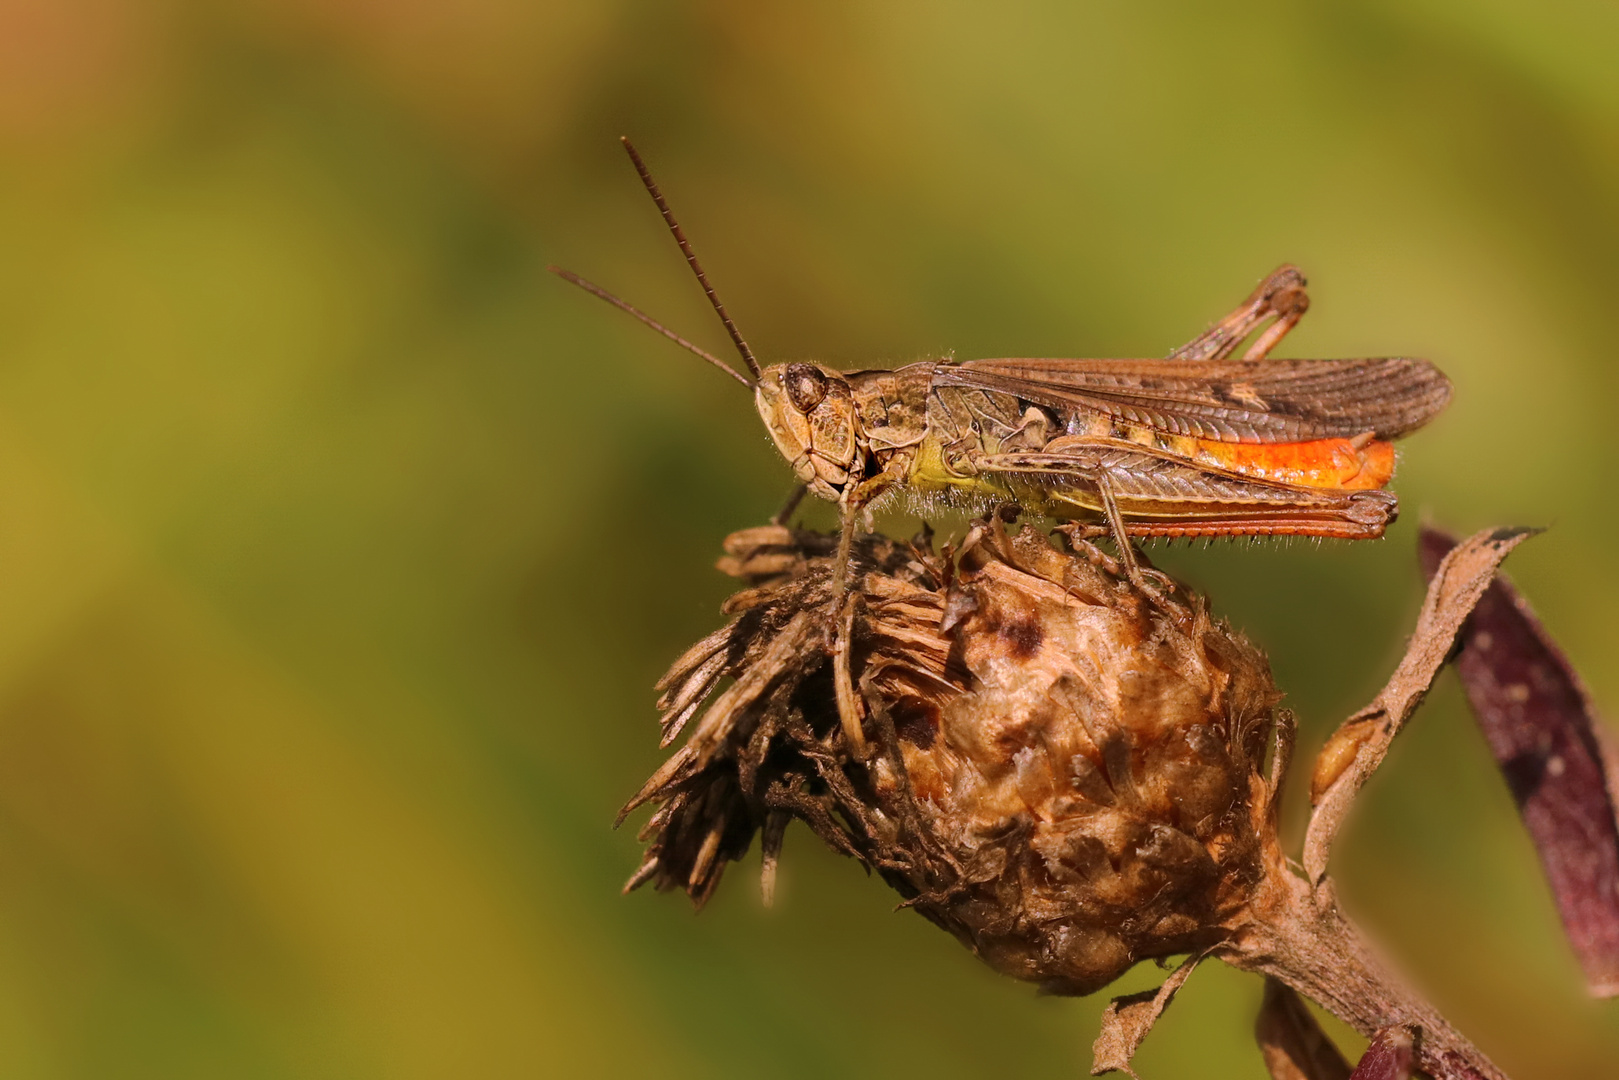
[783,364,828,412]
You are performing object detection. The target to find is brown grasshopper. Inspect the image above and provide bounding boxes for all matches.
[552,139,1451,587]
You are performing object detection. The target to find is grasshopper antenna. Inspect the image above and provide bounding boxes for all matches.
[620,137,763,382]
[546,265,755,389]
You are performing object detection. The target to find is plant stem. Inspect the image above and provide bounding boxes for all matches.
[1227,856,1508,1080]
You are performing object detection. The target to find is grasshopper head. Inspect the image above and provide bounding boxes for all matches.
[755,363,860,500]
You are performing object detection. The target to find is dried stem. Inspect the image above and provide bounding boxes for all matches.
[1303,529,1534,883]
[1230,851,1505,1080]
[1217,527,1541,1080]
[1211,528,1534,1080]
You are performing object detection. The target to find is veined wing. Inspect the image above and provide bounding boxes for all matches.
[933,357,1450,443]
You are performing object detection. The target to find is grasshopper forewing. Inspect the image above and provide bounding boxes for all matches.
[551,140,1452,585]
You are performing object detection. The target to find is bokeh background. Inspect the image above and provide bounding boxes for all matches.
[0,0,1615,1076]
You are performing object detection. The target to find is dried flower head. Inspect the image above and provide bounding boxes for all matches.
[622,516,1284,995]
[622,519,1560,1079]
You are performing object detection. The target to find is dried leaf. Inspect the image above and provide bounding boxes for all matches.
[758,810,789,907]
[1421,526,1619,997]
[1304,528,1533,882]
[1090,954,1201,1076]
[1347,1026,1414,1080]
[1255,978,1351,1080]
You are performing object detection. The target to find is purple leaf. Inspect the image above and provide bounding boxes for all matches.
[1255,978,1352,1080]
[1420,527,1619,996]
[1348,1026,1414,1080]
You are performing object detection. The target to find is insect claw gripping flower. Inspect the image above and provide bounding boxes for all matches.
[621,513,1287,994]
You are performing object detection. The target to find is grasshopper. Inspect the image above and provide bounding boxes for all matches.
[553,139,1451,588]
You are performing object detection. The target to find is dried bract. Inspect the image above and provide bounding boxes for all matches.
[623,517,1283,995]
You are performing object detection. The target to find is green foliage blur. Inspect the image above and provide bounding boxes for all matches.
[0,1,1615,1076]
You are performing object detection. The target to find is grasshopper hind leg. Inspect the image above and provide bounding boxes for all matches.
[1170,264,1310,363]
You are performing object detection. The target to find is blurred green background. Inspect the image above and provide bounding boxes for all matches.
[0,0,1615,1076]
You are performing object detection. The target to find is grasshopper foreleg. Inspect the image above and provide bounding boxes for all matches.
[830,466,904,597]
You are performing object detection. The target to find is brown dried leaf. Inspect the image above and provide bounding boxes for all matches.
[1421,526,1619,997]
[1255,978,1351,1080]
[1348,1026,1414,1080]
[1090,954,1202,1077]
[1304,528,1534,882]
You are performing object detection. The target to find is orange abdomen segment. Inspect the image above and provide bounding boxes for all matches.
[1191,437,1395,490]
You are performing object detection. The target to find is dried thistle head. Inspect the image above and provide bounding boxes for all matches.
[622,516,1284,996]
